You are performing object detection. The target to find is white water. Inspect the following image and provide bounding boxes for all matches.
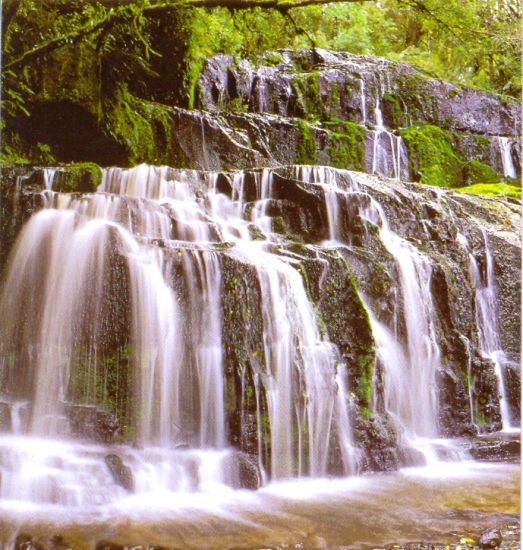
[0,164,517,536]
[370,84,409,181]
[0,164,363,511]
[497,136,517,178]
[360,79,366,125]
[297,168,451,462]
[469,229,515,431]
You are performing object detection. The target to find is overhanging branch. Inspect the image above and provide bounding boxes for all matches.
[3,0,372,71]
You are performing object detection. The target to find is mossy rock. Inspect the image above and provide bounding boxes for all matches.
[260,52,284,67]
[292,71,324,120]
[295,119,319,164]
[326,121,366,171]
[382,92,405,128]
[464,159,502,185]
[400,125,465,187]
[53,163,103,193]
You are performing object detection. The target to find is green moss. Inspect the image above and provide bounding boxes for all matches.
[292,71,325,120]
[361,406,373,419]
[475,409,486,429]
[454,183,521,199]
[357,353,374,406]
[326,121,366,170]
[188,59,205,110]
[382,92,403,128]
[224,97,249,113]
[261,52,284,67]
[400,125,506,188]
[54,163,102,193]
[464,160,501,184]
[68,345,131,424]
[295,119,319,165]
[446,86,462,99]
[400,125,465,187]
[297,262,328,339]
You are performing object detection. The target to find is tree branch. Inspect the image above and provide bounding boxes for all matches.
[3,8,123,70]
[3,0,372,71]
[144,0,371,10]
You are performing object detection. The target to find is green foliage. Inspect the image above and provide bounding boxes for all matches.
[0,145,30,165]
[454,183,522,199]
[1,0,520,164]
[105,85,175,165]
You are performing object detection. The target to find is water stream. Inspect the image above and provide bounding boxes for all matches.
[497,137,517,178]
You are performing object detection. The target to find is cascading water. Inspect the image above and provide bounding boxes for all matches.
[369,77,409,181]
[296,166,451,462]
[0,163,366,513]
[497,136,517,179]
[469,229,516,432]
[0,162,519,548]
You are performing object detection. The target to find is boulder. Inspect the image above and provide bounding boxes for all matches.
[479,528,503,549]
[104,454,134,492]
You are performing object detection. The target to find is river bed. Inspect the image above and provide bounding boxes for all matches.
[0,454,519,549]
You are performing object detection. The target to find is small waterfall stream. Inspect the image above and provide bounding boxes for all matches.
[369,85,410,181]
[469,229,515,431]
[497,136,517,178]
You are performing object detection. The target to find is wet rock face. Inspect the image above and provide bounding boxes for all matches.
[479,528,503,549]
[197,50,521,138]
[0,402,12,433]
[469,433,520,463]
[0,166,47,275]
[195,50,521,185]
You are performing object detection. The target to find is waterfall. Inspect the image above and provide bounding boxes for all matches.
[0,162,517,515]
[469,229,515,431]
[0,163,364,509]
[43,168,57,190]
[300,168,443,458]
[360,79,366,125]
[497,137,516,178]
[369,80,409,181]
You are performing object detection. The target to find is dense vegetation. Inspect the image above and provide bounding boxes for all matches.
[1,0,520,175]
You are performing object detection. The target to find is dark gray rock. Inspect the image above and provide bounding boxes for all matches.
[197,50,521,138]
[237,452,262,490]
[469,433,520,463]
[0,402,12,433]
[104,454,134,492]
